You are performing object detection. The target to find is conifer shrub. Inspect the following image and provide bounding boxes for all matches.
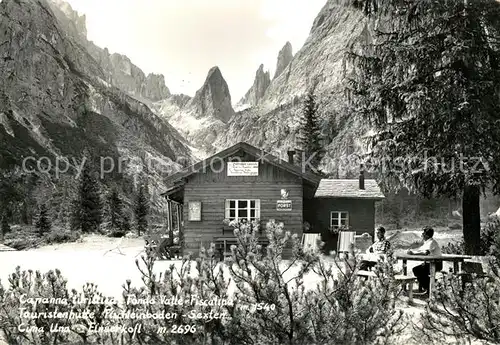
[43,228,81,244]
[3,226,43,250]
[418,219,500,344]
[0,268,121,345]
[125,220,406,345]
[418,265,500,344]
[0,221,407,345]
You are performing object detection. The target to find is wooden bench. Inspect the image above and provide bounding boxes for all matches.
[356,270,416,303]
[214,236,269,261]
[394,274,416,304]
[214,236,237,260]
[215,223,268,260]
[455,261,487,292]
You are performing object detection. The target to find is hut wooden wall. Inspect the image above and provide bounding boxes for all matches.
[182,155,305,257]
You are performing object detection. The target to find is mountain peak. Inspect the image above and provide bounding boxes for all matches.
[238,63,271,108]
[207,66,222,77]
[273,42,294,80]
[187,66,235,123]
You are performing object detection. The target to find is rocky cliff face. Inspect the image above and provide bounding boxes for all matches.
[86,43,171,102]
[149,0,371,166]
[48,0,87,41]
[261,0,371,109]
[212,0,372,175]
[0,0,192,211]
[46,0,171,103]
[273,41,294,80]
[237,64,271,108]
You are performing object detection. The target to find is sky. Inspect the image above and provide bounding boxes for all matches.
[64,0,326,103]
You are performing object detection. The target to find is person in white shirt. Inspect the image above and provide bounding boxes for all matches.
[407,226,442,294]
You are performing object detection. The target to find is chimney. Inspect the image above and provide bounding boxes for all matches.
[287,150,296,164]
[359,164,365,190]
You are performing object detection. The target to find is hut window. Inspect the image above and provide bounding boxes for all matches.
[330,211,349,228]
[225,199,260,222]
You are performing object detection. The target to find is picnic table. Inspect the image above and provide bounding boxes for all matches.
[395,253,472,299]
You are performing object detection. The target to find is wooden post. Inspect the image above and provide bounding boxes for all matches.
[176,203,181,246]
[170,202,174,242]
[167,199,173,239]
[429,262,437,301]
[179,204,184,253]
[407,281,414,304]
[165,197,170,234]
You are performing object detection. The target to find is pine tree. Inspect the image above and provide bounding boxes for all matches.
[107,187,130,234]
[0,170,23,225]
[346,0,500,255]
[1,214,11,238]
[77,159,102,233]
[70,196,81,231]
[135,184,149,236]
[55,179,74,226]
[298,90,325,172]
[35,204,52,236]
[108,188,121,229]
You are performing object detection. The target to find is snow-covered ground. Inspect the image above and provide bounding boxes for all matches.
[0,235,323,298]
[0,237,333,298]
[0,232,463,300]
[2,234,484,345]
[0,235,148,298]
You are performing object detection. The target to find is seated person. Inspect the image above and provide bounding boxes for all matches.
[407,226,442,295]
[359,226,392,270]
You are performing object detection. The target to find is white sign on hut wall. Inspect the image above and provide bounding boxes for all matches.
[276,188,292,211]
[188,201,202,221]
[227,162,259,176]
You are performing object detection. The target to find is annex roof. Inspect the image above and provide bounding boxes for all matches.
[314,179,385,199]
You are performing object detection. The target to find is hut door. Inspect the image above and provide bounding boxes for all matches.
[166,199,184,248]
